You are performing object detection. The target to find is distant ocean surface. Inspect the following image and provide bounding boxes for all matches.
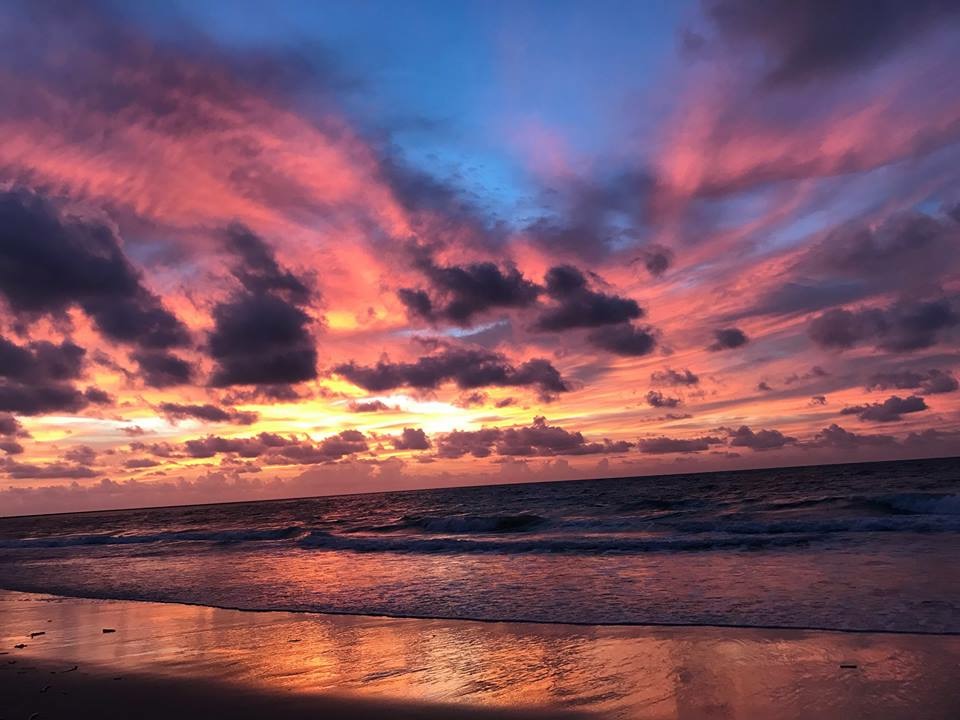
[1,457,958,634]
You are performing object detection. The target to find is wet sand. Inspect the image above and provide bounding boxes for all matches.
[1,589,958,719]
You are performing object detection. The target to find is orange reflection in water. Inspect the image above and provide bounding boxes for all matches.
[2,590,958,719]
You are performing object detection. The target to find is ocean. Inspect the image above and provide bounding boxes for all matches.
[1,457,958,634]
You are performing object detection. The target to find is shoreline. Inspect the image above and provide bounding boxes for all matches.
[3,589,960,719]
[2,583,958,637]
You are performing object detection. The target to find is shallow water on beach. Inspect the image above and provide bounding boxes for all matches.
[1,457,958,633]
[4,590,960,720]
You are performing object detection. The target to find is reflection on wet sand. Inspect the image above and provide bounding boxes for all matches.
[1,590,958,719]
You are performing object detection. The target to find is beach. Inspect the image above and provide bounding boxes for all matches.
[2,589,959,719]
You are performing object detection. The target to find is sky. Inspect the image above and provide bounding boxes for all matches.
[0,0,959,515]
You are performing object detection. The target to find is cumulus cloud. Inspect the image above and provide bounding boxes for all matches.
[347,400,394,413]
[646,390,682,408]
[809,424,897,449]
[158,403,259,425]
[808,298,959,352]
[840,395,929,422]
[634,244,674,277]
[182,429,368,464]
[534,265,642,331]
[587,323,658,357]
[436,417,631,459]
[637,435,723,454]
[392,427,431,451]
[727,425,796,450]
[866,368,958,395]
[398,254,540,326]
[0,336,90,415]
[2,457,98,480]
[208,226,317,387]
[0,190,191,365]
[333,347,570,399]
[132,351,194,388]
[651,368,699,386]
[708,327,749,351]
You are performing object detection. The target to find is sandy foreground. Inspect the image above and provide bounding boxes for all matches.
[1,590,958,719]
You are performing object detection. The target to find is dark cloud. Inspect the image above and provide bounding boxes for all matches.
[783,366,830,385]
[64,445,97,465]
[125,458,161,469]
[534,265,642,331]
[0,337,85,383]
[0,414,27,437]
[634,244,674,278]
[809,298,959,352]
[348,400,393,413]
[866,369,958,395]
[224,224,311,303]
[727,425,796,450]
[810,395,827,406]
[0,384,88,415]
[132,351,194,388]
[651,368,700,386]
[646,390,682,408]
[183,433,296,459]
[159,402,258,425]
[744,203,960,322]
[333,347,570,398]
[587,324,658,357]
[523,172,656,261]
[435,416,631,459]
[454,391,488,408]
[840,395,928,422]
[708,327,749,351]
[0,189,189,350]
[392,427,431,451]
[809,424,897,448]
[757,381,773,392]
[704,0,960,87]
[0,440,23,455]
[83,387,113,405]
[398,254,540,326]
[800,213,960,293]
[747,280,866,318]
[0,336,89,415]
[901,428,960,452]
[209,228,317,386]
[637,435,723,454]
[2,458,98,480]
[182,430,367,464]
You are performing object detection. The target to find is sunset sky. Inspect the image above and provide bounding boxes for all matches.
[1,0,959,515]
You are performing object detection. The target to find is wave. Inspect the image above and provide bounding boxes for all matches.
[0,525,305,549]
[669,515,960,535]
[877,492,960,516]
[298,530,823,554]
[366,512,547,534]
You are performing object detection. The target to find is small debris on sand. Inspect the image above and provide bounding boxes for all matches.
[839,663,858,669]
[29,632,45,638]
[14,644,26,649]
[102,628,116,634]
[61,665,78,673]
